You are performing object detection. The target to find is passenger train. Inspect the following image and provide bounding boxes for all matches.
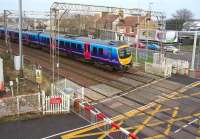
[0,28,132,71]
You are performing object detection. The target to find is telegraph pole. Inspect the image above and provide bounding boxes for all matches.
[4,10,12,54]
[18,0,24,78]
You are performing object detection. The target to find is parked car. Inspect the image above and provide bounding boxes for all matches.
[164,45,179,53]
[133,42,146,49]
[147,44,160,50]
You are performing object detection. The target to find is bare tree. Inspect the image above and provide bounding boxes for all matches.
[166,8,193,30]
[172,8,193,21]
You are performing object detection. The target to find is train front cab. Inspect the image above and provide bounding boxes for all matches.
[117,45,132,71]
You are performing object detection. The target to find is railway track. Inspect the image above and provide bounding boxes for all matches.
[1,42,159,99]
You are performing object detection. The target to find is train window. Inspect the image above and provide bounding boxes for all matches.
[32,35,35,40]
[65,42,70,48]
[60,40,64,47]
[47,38,50,44]
[71,43,76,49]
[77,44,82,51]
[93,47,97,55]
[98,48,103,56]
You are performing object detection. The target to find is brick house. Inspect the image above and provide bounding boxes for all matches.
[96,12,119,30]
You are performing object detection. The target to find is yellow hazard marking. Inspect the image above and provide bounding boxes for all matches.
[62,112,200,139]
[172,91,200,100]
[61,81,200,139]
[97,121,123,139]
[164,107,179,135]
[191,81,200,87]
[143,134,165,139]
[134,105,162,134]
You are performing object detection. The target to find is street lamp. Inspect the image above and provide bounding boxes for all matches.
[18,0,23,78]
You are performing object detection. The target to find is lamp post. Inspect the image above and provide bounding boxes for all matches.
[18,0,24,78]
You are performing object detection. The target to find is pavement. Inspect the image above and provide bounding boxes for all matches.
[0,113,89,139]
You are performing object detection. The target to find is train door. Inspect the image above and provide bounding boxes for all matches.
[108,48,112,61]
[84,43,91,60]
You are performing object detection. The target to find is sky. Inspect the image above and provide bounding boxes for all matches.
[1,0,200,19]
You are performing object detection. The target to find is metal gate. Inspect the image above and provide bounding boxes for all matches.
[42,92,70,114]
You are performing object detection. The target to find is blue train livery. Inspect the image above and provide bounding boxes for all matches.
[0,28,133,70]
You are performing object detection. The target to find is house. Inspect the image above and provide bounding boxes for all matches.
[96,12,119,30]
[183,20,200,31]
[115,15,159,34]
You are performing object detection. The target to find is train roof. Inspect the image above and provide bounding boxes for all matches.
[2,28,127,47]
[40,33,127,47]
[60,35,127,47]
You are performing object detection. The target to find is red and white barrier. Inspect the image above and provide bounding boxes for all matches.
[76,100,138,139]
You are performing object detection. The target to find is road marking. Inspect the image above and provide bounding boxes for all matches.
[61,112,200,139]
[97,121,123,139]
[191,81,200,87]
[41,123,98,139]
[60,81,200,139]
[61,121,106,139]
[134,105,162,135]
[92,77,166,105]
[172,91,200,100]
[164,107,179,135]
[143,134,165,139]
[174,118,199,134]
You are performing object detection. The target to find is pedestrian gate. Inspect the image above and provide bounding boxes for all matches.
[42,92,70,114]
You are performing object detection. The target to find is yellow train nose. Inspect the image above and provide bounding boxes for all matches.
[119,56,132,65]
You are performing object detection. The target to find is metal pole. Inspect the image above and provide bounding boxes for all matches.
[135,15,140,64]
[4,10,8,48]
[191,31,197,70]
[18,0,23,78]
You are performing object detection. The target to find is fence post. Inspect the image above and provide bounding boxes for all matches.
[81,87,84,100]
[191,31,197,70]
[38,92,41,111]
[42,91,45,115]
[16,96,20,116]
[67,95,70,112]
[64,78,67,88]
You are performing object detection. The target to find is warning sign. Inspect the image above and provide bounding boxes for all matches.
[36,69,42,84]
[50,97,62,104]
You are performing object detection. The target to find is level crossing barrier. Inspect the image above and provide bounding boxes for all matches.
[72,98,138,139]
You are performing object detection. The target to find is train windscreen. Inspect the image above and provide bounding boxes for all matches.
[118,47,131,59]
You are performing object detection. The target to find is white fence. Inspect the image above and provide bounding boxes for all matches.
[0,93,41,118]
[42,92,70,114]
[165,58,189,75]
[145,62,172,77]
[53,78,84,100]
[151,53,190,76]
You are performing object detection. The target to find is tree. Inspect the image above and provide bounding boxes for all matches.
[166,9,193,30]
[172,8,193,21]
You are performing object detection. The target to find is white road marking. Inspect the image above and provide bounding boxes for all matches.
[92,77,166,105]
[41,123,96,139]
[174,118,199,134]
